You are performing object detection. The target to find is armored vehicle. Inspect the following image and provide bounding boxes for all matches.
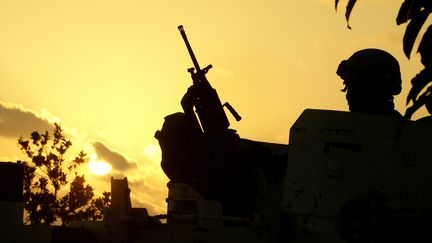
[2,109,431,243]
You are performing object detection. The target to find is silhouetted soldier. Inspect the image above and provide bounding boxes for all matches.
[155,26,263,219]
[336,48,403,117]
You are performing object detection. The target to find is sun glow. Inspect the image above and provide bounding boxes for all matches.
[88,154,112,176]
[144,144,161,160]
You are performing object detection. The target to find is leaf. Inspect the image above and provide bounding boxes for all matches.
[41,131,49,145]
[426,1,432,11]
[406,68,432,104]
[47,153,58,163]
[73,150,87,164]
[405,86,432,119]
[403,9,429,58]
[32,154,45,166]
[31,131,41,145]
[418,25,432,66]
[345,0,358,29]
[397,0,416,25]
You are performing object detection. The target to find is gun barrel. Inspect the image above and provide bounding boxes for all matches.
[178,25,201,72]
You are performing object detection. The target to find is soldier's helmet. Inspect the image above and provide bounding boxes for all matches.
[337,48,402,96]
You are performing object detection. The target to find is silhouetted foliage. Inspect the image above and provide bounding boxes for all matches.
[336,0,432,119]
[335,0,357,29]
[18,123,111,225]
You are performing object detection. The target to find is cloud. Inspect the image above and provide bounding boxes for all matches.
[0,100,54,139]
[127,177,167,215]
[93,141,137,171]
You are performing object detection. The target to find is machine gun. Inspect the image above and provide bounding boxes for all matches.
[178,25,241,139]
[155,25,243,182]
[155,26,265,218]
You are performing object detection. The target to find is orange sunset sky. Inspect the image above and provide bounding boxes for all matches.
[0,0,429,214]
